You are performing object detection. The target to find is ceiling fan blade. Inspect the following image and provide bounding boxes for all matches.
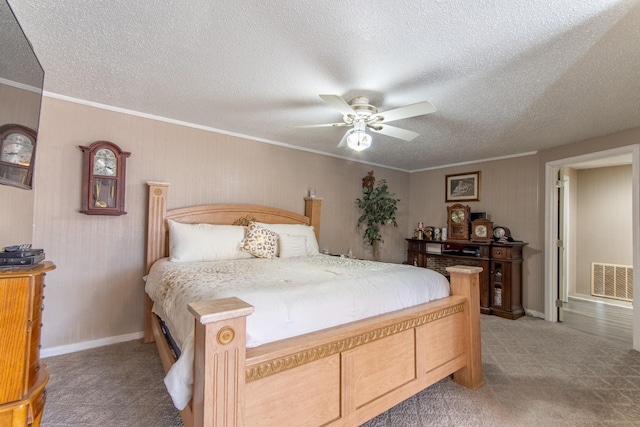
[337,129,352,148]
[369,124,420,141]
[319,94,358,117]
[372,101,436,123]
[290,122,348,129]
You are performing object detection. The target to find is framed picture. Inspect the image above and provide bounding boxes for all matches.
[446,171,480,202]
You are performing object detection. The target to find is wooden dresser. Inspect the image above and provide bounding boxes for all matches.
[0,261,55,427]
[406,239,527,319]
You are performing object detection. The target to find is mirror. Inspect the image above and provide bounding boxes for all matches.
[0,0,44,189]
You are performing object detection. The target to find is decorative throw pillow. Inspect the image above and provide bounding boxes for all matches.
[168,220,252,262]
[254,222,320,256]
[241,222,278,259]
[278,234,308,258]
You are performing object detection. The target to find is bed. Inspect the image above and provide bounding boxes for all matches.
[144,182,483,427]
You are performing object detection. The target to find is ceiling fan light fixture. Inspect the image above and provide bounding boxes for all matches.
[297,94,435,150]
[347,130,372,151]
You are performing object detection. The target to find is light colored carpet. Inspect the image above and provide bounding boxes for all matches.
[41,315,640,426]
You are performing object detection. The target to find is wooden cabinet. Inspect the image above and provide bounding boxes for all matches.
[0,261,55,426]
[406,239,526,319]
[489,245,525,319]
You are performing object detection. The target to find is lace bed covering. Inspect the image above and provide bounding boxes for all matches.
[145,254,450,409]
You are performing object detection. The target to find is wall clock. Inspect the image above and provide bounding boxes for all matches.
[447,203,470,241]
[471,218,493,242]
[0,124,37,190]
[79,141,130,215]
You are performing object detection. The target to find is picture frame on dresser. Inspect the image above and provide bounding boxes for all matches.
[445,171,480,202]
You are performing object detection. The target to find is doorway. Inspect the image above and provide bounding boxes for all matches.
[545,145,639,349]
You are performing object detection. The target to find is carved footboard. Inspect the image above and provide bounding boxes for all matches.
[187,266,483,427]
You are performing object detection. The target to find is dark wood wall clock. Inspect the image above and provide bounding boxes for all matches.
[447,203,470,240]
[79,141,130,215]
[0,124,37,190]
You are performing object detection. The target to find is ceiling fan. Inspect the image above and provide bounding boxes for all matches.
[293,95,436,151]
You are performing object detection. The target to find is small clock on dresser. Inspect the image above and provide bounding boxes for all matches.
[79,141,130,215]
[493,226,512,240]
[471,218,494,242]
[447,203,470,240]
[0,124,37,190]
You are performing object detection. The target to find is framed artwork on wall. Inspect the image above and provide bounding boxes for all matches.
[445,171,480,202]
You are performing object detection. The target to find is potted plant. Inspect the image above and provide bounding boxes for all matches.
[356,171,399,261]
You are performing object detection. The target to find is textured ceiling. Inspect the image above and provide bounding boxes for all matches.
[0,1,42,87]
[5,0,640,172]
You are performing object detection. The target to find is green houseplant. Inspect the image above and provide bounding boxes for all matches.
[356,171,399,261]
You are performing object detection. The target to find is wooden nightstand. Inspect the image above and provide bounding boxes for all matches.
[0,261,55,426]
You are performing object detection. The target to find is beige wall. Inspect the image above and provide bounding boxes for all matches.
[18,93,640,351]
[0,182,34,245]
[32,97,410,350]
[0,82,41,129]
[574,165,632,295]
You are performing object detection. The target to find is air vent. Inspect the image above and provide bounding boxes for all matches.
[591,263,633,302]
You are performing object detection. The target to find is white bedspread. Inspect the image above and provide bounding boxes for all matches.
[145,255,449,409]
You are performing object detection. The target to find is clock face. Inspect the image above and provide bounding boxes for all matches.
[475,225,487,238]
[451,209,465,223]
[93,148,117,176]
[1,133,33,166]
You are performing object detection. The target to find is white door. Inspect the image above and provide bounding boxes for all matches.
[557,171,568,322]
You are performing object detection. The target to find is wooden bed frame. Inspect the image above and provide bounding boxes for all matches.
[144,182,483,427]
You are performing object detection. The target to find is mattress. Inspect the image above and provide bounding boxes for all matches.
[145,254,450,409]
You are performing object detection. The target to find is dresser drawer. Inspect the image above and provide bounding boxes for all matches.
[28,387,46,425]
[27,305,43,391]
[32,275,44,305]
[492,246,511,259]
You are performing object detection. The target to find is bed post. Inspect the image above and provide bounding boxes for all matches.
[145,181,170,343]
[304,197,322,242]
[146,182,170,272]
[188,297,255,427]
[446,265,484,390]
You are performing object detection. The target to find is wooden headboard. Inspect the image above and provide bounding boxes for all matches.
[145,182,323,273]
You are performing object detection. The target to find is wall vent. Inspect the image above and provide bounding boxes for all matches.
[591,262,633,302]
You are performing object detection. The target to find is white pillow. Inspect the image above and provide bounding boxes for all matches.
[168,220,252,262]
[254,222,320,256]
[278,234,308,258]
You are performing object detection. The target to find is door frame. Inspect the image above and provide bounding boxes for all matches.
[544,144,640,350]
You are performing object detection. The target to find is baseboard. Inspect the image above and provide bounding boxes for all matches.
[524,308,545,319]
[41,331,144,358]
